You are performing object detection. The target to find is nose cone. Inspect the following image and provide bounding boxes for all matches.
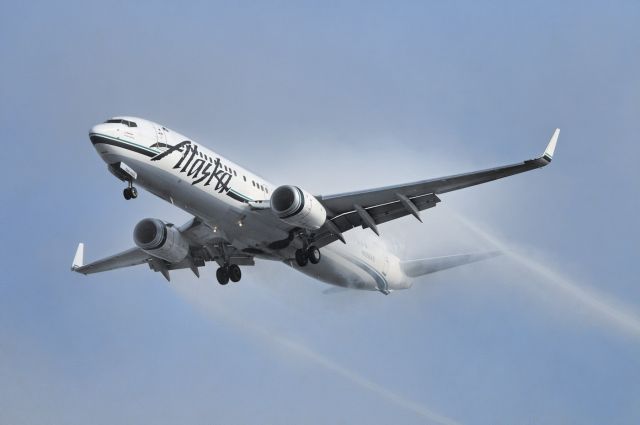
[88,123,117,161]
[89,123,109,136]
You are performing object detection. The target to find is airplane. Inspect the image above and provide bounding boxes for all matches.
[71,116,559,294]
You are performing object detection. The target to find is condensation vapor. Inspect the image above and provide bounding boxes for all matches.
[450,211,640,338]
[173,283,461,425]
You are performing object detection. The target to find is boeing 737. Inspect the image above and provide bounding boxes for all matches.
[71,117,559,294]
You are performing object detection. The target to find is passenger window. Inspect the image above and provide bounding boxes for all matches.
[243,176,246,182]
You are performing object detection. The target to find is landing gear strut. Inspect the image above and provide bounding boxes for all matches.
[295,245,321,267]
[123,180,138,200]
[216,264,242,285]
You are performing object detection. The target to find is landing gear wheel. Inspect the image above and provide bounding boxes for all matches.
[229,264,242,282]
[216,266,230,285]
[123,180,138,200]
[295,249,309,267]
[307,245,321,264]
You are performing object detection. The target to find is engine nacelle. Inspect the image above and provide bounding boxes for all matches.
[270,185,327,230]
[133,218,189,263]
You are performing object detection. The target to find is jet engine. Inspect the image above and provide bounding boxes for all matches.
[270,185,327,230]
[133,218,189,263]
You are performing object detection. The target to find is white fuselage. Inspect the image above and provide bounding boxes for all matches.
[89,117,411,292]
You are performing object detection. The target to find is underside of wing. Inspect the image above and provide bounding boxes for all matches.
[71,217,254,281]
[71,244,150,274]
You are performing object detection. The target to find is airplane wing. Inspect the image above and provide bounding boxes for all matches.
[71,244,150,274]
[312,129,559,247]
[72,217,254,280]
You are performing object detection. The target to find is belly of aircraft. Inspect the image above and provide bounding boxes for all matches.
[290,245,382,291]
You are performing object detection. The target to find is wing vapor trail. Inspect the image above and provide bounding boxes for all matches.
[173,283,461,425]
[450,211,640,338]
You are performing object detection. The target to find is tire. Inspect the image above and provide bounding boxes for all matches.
[295,249,308,267]
[307,246,321,264]
[123,188,132,200]
[216,266,229,285]
[229,264,241,282]
[130,186,138,198]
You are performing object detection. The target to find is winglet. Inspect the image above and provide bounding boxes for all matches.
[71,243,84,271]
[543,128,560,162]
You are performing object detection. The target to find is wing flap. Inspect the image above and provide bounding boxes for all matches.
[331,193,439,231]
[311,193,440,248]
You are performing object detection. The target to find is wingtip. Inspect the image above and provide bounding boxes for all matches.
[543,128,560,162]
[71,243,84,271]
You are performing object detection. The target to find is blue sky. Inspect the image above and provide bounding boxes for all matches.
[1,1,639,424]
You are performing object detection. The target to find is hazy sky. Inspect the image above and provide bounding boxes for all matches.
[1,1,639,424]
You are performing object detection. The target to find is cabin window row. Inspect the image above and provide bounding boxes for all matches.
[251,180,269,194]
[194,151,240,177]
[160,144,267,194]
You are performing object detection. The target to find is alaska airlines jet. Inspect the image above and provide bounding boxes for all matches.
[71,117,559,294]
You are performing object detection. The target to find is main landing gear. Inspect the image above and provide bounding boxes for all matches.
[216,264,241,285]
[295,245,321,267]
[123,180,138,200]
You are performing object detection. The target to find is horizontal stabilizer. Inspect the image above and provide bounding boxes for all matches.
[401,251,501,278]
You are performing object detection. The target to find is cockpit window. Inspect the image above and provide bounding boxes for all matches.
[105,119,137,128]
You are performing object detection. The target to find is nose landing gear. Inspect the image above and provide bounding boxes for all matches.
[123,181,138,200]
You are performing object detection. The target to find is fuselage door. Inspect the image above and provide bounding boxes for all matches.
[153,124,168,148]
